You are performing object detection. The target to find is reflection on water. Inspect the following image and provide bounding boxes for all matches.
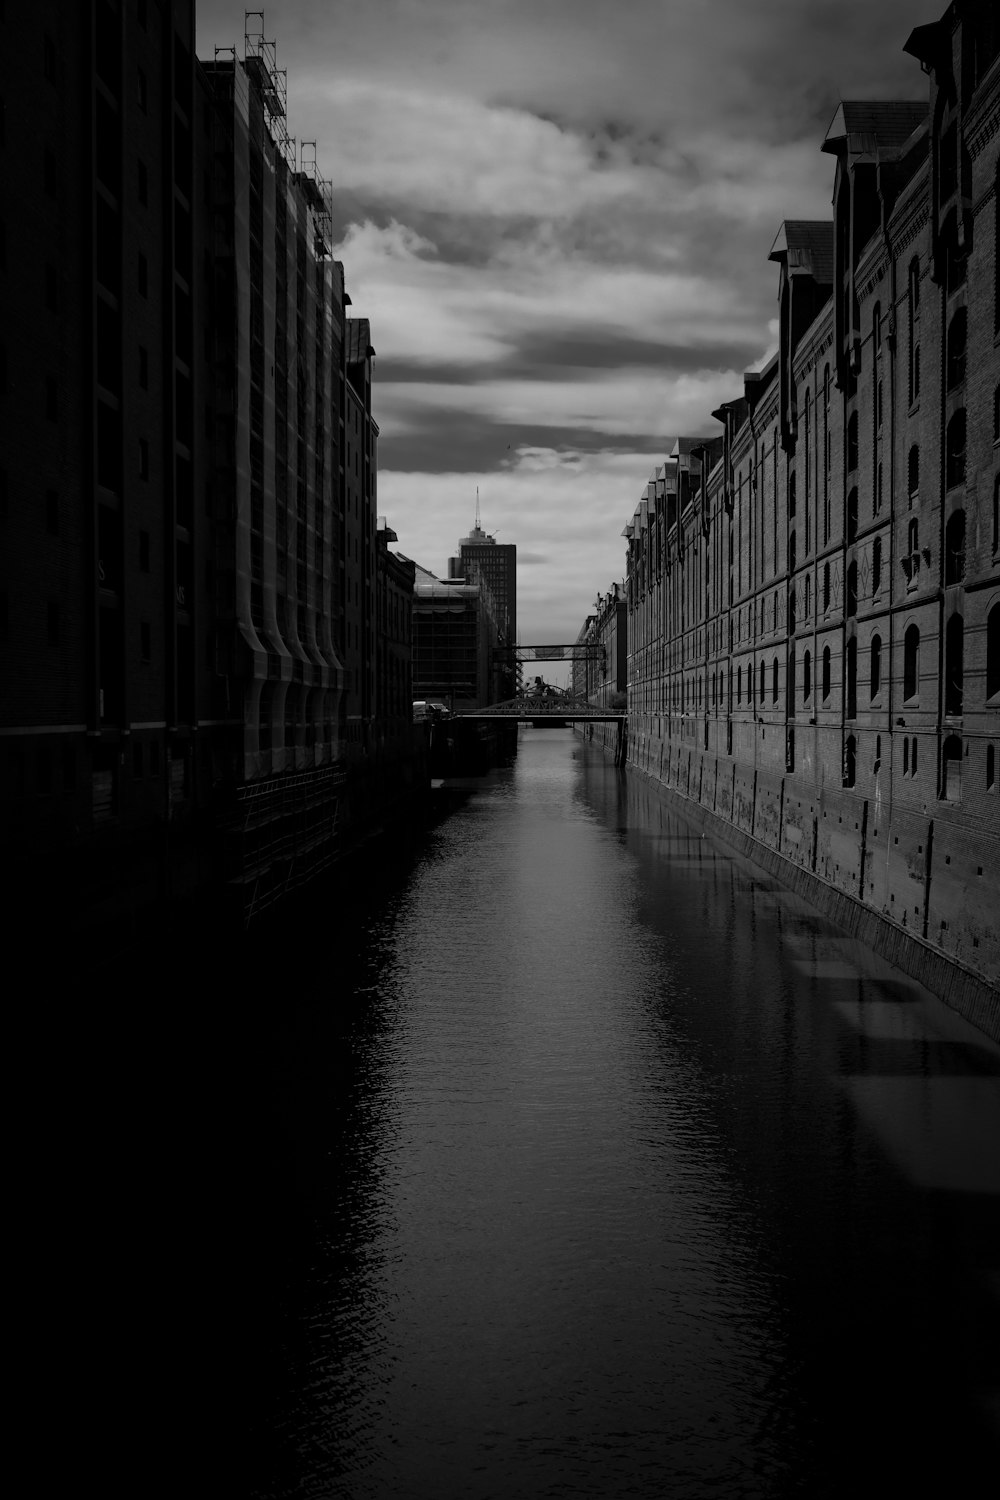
[250,731,1000,1499]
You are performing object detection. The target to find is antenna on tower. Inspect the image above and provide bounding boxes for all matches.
[475,487,481,530]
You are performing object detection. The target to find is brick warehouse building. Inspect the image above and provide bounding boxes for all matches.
[0,5,419,932]
[618,0,999,1029]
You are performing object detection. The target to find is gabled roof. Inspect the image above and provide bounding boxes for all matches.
[822,100,929,157]
[768,221,834,283]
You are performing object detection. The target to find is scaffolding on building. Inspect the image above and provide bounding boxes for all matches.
[298,140,334,257]
[244,11,296,169]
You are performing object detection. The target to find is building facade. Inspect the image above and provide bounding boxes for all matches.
[410,562,502,714]
[617,1,999,1024]
[1,7,417,932]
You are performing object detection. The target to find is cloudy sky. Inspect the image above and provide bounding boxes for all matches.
[196,0,940,665]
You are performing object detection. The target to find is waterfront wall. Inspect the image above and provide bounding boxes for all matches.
[617,725,999,1042]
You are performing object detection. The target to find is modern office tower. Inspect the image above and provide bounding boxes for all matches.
[1,0,210,915]
[448,511,517,648]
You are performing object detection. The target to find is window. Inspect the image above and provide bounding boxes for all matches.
[823,563,830,613]
[941,735,962,802]
[772,657,779,704]
[875,461,883,515]
[873,301,881,353]
[872,537,882,597]
[759,660,765,705]
[846,636,857,718]
[788,472,796,519]
[847,412,858,472]
[846,561,857,618]
[945,613,963,716]
[789,530,797,575]
[987,744,996,792]
[843,734,857,788]
[847,487,858,542]
[988,604,1000,700]
[946,308,967,389]
[908,445,919,506]
[908,258,920,404]
[804,574,811,617]
[946,410,966,489]
[822,645,831,702]
[803,649,812,702]
[945,510,966,584]
[904,624,920,701]
[870,635,882,700]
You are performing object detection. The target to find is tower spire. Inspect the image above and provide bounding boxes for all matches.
[475,486,481,530]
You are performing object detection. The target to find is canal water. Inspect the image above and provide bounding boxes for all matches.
[247,730,1000,1498]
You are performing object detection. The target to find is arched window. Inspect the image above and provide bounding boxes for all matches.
[908,444,920,505]
[823,563,831,613]
[989,604,1000,700]
[872,537,882,597]
[904,624,920,701]
[803,649,812,702]
[846,635,857,718]
[946,409,966,489]
[788,589,797,635]
[759,659,766,704]
[946,307,967,389]
[804,574,811,617]
[942,735,962,802]
[789,650,796,705]
[945,613,963,716]
[789,530,797,575]
[843,734,857,788]
[737,665,742,705]
[870,634,882,699]
[847,412,858,472]
[772,657,779,704]
[788,471,797,519]
[875,460,883,515]
[945,510,965,584]
[846,560,857,618]
[847,487,858,542]
[822,645,831,702]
